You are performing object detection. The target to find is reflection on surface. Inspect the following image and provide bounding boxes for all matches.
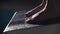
[3,12,40,32]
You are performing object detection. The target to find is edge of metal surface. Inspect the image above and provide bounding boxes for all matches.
[3,24,40,32]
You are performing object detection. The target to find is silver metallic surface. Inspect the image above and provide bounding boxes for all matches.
[3,12,40,32]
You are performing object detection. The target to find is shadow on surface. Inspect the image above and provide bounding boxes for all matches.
[28,17,60,25]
